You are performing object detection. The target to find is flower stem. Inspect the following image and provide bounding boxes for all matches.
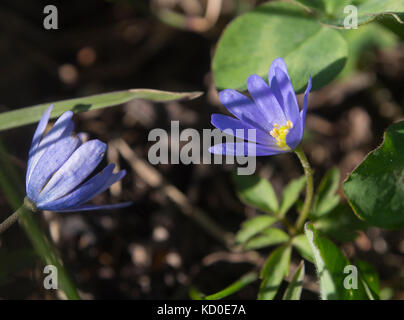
[0,205,23,234]
[0,197,37,234]
[294,146,314,232]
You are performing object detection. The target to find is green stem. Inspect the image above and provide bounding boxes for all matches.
[0,205,23,234]
[0,197,37,234]
[294,146,314,232]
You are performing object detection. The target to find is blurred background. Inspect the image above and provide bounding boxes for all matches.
[0,0,403,299]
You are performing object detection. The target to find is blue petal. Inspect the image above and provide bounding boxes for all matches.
[274,68,300,124]
[26,105,53,190]
[268,58,289,84]
[42,164,126,211]
[37,139,107,205]
[247,74,286,129]
[300,76,312,133]
[211,114,271,145]
[209,142,285,156]
[26,111,75,189]
[219,89,268,132]
[52,202,132,212]
[27,136,80,202]
[286,93,303,150]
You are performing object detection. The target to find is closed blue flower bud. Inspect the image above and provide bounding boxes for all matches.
[25,105,131,212]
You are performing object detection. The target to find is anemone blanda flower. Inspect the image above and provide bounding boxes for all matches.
[209,58,312,156]
[25,105,130,212]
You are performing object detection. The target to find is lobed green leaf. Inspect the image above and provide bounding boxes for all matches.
[233,173,279,214]
[258,245,291,300]
[235,215,277,244]
[244,228,289,250]
[312,167,340,218]
[283,260,305,300]
[304,223,368,300]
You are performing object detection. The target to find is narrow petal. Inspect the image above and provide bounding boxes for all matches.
[37,139,107,205]
[286,93,303,150]
[209,142,284,156]
[27,136,80,202]
[300,76,312,134]
[247,74,286,129]
[52,202,132,212]
[42,165,126,211]
[277,69,300,124]
[26,105,53,189]
[26,111,75,188]
[268,57,289,84]
[219,89,267,131]
[211,114,271,145]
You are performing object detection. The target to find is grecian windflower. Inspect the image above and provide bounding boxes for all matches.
[25,105,130,212]
[210,58,312,156]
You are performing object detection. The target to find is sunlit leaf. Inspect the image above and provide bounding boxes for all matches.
[233,173,279,214]
[304,223,368,300]
[235,215,277,244]
[0,89,203,132]
[297,0,404,27]
[279,176,306,217]
[244,228,289,250]
[212,1,348,92]
[292,234,314,263]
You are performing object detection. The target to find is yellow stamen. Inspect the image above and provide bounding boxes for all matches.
[270,120,293,150]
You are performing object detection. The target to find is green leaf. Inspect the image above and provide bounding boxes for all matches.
[203,272,258,300]
[312,167,340,218]
[233,173,279,214]
[0,89,202,132]
[349,0,404,25]
[343,121,404,229]
[258,245,291,300]
[244,228,289,250]
[298,0,404,27]
[283,260,305,300]
[279,176,306,217]
[235,215,277,244]
[356,260,380,300]
[212,1,348,92]
[292,234,314,263]
[314,202,367,242]
[304,223,368,300]
[339,23,399,78]
[297,0,353,16]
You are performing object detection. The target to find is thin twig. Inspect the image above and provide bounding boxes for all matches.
[112,138,234,248]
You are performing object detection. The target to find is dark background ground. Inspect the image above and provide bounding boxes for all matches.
[0,0,403,299]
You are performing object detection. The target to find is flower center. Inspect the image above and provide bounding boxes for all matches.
[270,120,293,150]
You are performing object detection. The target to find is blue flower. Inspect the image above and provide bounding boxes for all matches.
[210,58,312,156]
[25,105,131,212]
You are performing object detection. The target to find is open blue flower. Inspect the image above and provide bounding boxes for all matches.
[210,58,312,156]
[25,105,131,212]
